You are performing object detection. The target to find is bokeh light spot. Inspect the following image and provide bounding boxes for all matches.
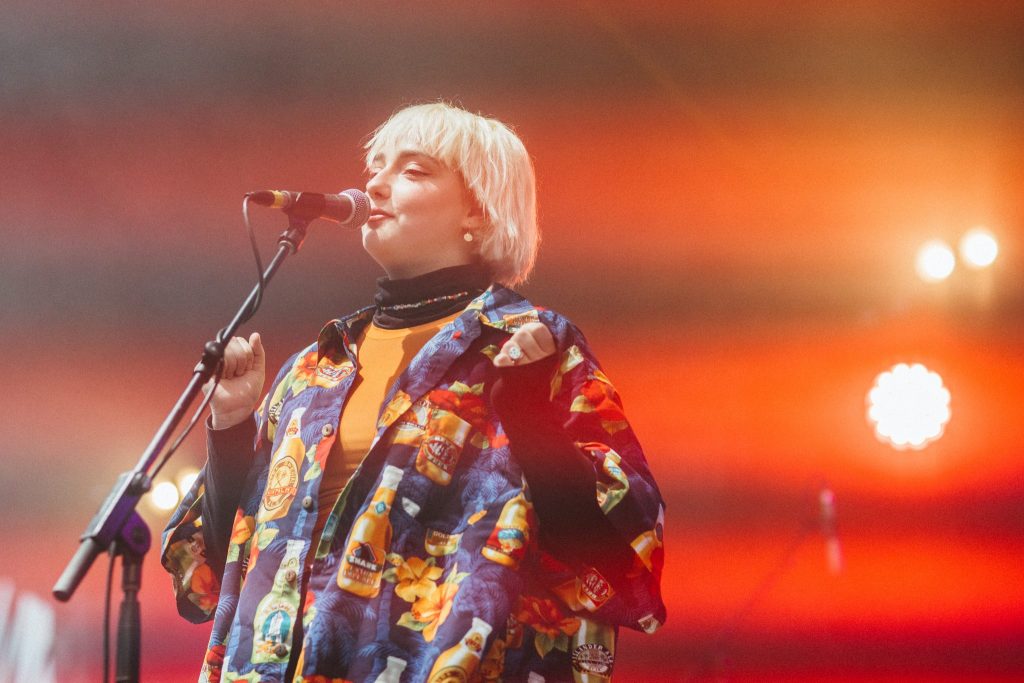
[867,363,951,450]
[915,240,956,282]
[152,481,181,511]
[959,227,998,269]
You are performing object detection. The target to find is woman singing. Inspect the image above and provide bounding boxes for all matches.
[162,102,666,683]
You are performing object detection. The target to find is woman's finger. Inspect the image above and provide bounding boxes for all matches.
[224,336,248,378]
[510,329,544,362]
[493,322,557,367]
[250,332,266,373]
[236,337,254,373]
[221,337,239,378]
[525,322,557,357]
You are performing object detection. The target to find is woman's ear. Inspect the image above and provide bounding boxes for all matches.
[461,187,487,230]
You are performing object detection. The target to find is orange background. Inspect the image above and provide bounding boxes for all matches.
[2,2,1022,680]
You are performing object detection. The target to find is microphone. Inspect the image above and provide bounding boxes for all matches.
[246,189,370,226]
[819,487,844,575]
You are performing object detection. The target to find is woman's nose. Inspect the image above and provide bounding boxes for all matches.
[366,171,389,199]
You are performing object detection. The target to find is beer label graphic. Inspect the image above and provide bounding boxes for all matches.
[252,539,303,664]
[338,466,403,597]
[261,456,299,514]
[427,617,493,683]
[571,643,614,678]
[415,410,471,486]
[313,358,354,388]
[391,398,429,445]
[379,390,414,431]
[578,567,614,612]
[424,434,458,468]
[498,310,540,333]
[481,491,532,568]
[256,601,293,656]
[342,541,383,584]
[424,528,462,556]
[571,618,616,682]
[637,613,661,634]
[465,631,485,654]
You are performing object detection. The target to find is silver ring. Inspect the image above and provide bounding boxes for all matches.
[507,344,523,362]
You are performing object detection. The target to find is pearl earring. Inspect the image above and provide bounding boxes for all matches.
[463,231,474,242]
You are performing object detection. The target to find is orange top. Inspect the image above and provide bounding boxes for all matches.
[311,311,462,544]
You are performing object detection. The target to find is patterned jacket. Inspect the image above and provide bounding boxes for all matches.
[161,284,666,682]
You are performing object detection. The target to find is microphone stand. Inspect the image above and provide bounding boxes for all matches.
[53,214,314,682]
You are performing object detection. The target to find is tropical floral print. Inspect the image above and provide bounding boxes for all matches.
[515,594,581,658]
[570,369,630,435]
[161,285,665,682]
[387,555,469,643]
[390,555,443,602]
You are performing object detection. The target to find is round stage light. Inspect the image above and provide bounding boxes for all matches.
[867,363,951,450]
[177,467,200,494]
[959,227,998,269]
[152,481,181,511]
[915,240,955,282]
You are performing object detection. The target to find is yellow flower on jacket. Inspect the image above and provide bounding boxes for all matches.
[230,513,255,545]
[411,581,460,642]
[394,556,443,602]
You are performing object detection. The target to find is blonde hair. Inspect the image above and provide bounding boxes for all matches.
[364,102,539,287]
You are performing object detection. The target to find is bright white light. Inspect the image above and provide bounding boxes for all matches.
[959,227,998,269]
[176,468,200,494]
[152,481,181,511]
[867,363,951,450]
[915,240,956,282]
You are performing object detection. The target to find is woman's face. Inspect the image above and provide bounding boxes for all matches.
[362,145,482,279]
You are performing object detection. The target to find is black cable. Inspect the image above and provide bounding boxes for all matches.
[150,195,266,480]
[221,196,266,340]
[103,544,116,683]
[149,371,221,480]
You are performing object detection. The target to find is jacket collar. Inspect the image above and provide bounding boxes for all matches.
[315,284,541,361]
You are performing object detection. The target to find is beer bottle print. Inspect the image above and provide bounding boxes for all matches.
[337,465,404,597]
[481,490,532,569]
[427,617,493,683]
[373,655,408,683]
[257,407,307,523]
[252,539,305,663]
[570,618,616,682]
[415,409,471,486]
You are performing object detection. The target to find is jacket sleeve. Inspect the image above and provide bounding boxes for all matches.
[491,312,666,634]
[159,350,299,624]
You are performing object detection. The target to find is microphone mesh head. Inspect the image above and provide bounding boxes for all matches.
[341,189,370,226]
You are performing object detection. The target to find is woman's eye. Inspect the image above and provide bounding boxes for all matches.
[403,166,428,177]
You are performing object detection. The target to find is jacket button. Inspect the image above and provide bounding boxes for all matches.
[284,569,297,584]
[273,643,288,658]
[302,495,314,510]
[322,423,334,437]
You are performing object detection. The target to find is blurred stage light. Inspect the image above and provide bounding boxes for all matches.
[915,240,956,282]
[152,481,181,511]
[867,363,951,450]
[959,227,998,269]
[177,467,200,494]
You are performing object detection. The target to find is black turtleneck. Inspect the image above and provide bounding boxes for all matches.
[373,262,492,329]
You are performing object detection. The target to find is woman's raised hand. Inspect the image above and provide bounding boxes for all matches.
[492,322,556,367]
[206,332,266,429]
